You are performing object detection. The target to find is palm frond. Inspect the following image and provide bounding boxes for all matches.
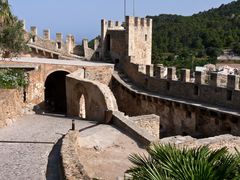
[127,144,240,180]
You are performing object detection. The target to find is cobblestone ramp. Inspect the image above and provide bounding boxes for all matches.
[0,114,91,180]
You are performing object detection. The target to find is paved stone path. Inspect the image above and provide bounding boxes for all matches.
[0,114,94,180]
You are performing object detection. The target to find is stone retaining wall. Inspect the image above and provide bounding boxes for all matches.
[0,89,23,128]
[130,114,160,139]
[112,111,158,146]
[60,131,90,180]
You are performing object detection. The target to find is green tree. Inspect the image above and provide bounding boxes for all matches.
[148,0,240,65]
[126,144,240,180]
[233,42,240,55]
[0,0,28,58]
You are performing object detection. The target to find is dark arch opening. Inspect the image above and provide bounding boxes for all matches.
[45,71,69,114]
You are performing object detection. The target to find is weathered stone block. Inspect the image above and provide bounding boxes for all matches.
[94,39,100,50]
[30,26,37,36]
[181,69,190,82]
[146,65,154,77]
[43,29,50,40]
[154,65,164,79]
[56,33,63,42]
[210,72,221,87]
[82,39,88,49]
[227,75,240,90]
[195,71,205,84]
[167,67,176,80]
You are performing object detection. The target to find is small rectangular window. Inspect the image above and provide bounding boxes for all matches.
[145,34,148,41]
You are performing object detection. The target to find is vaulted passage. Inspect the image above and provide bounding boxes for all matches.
[45,71,69,114]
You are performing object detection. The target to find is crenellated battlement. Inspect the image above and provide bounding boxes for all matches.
[43,29,50,40]
[120,57,240,110]
[101,19,124,30]
[136,63,240,90]
[56,33,63,42]
[101,16,152,65]
[23,23,101,60]
[30,26,37,36]
[126,16,152,27]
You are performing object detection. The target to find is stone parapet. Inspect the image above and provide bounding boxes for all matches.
[112,111,157,146]
[119,57,240,110]
[60,131,90,180]
[227,75,240,90]
[167,67,177,80]
[181,69,190,82]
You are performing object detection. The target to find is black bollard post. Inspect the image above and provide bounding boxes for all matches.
[72,119,75,130]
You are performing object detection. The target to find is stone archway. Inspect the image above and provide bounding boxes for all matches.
[66,71,118,122]
[44,71,69,114]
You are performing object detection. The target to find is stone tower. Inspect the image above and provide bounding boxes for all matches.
[125,16,152,65]
[100,16,152,65]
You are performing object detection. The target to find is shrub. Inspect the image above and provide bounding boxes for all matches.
[0,68,28,89]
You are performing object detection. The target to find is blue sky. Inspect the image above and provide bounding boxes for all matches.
[9,0,235,43]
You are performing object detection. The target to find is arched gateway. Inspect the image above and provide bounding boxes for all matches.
[44,71,69,114]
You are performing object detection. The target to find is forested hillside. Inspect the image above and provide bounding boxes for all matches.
[148,0,240,68]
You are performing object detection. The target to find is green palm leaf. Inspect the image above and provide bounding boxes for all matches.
[126,144,240,180]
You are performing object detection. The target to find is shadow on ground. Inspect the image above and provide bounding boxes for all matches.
[46,135,64,180]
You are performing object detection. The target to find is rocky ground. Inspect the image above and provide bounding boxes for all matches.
[77,125,146,180]
[160,134,240,153]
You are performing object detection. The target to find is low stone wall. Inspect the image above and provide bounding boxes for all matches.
[60,131,90,180]
[130,114,160,139]
[112,111,158,146]
[0,89,23,128]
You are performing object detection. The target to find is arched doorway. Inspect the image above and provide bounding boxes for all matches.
[79,94,86,119]
[45,71,69,114]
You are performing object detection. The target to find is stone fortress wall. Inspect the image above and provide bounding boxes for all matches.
[99,16,240,138]
[119,57,240,110]
[111,72,240,138]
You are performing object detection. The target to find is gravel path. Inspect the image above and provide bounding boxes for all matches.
[0,114,93,180]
